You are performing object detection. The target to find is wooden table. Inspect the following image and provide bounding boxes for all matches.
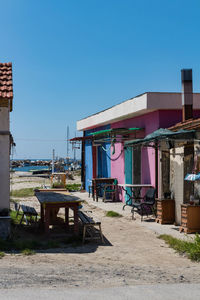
[92,178,116,201]
[35,191,82,235]
[118,184,153,209]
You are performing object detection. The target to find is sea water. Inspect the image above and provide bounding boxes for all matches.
[12,165,52,172]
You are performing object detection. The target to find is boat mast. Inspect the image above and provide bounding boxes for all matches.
[67,125,69,167]
[74,131,76,162]
[52,149,55,174]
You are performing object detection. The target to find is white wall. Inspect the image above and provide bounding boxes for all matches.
[170,144,184,225]
[0,106,10,210]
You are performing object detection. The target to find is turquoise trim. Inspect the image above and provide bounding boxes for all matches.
[124,147,133,205]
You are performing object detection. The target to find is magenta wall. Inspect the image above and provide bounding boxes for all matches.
[111,109,200,202]
[111,142,125,185]
[111,111,159,201]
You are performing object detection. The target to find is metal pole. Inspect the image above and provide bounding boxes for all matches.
[52,149,55,174]
[67,125,69,167]
[74,131,76,162]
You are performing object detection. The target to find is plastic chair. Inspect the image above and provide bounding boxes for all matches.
[131,188,156,221]
[102,179,118,202]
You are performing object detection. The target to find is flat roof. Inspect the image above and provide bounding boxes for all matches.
[77,92,200,131]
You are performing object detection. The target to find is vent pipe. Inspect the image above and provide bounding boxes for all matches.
[181,69,193,122]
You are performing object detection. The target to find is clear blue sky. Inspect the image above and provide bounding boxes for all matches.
[1,0,200,159]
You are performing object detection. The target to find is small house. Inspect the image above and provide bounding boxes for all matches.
[0,62,14,238]
[76,74,200,203]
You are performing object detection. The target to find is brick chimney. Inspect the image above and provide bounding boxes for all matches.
[181,69,193,122]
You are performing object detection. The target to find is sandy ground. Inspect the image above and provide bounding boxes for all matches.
[1,173,200,289]
[10,172,81,191]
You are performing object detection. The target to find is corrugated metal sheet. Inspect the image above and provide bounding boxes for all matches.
[169,118,200,131]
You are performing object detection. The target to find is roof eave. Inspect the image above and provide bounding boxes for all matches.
[77,92,200,131]
[77,93,148,131]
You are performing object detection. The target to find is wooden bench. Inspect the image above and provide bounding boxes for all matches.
[20,205,38,225]
[78,210,104,244]
[13,203,38,225]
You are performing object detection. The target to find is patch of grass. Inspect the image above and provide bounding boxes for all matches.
[15,239,42,250]
[106,211,122,218]
[159,234,200,261]
[66,184,81,192]
[0,237,41,252]
[21,248,35,255]
[10,187,39,197]
[45,240,60,249]
[10,210,24,225]
[0,234,84,252]
[62,235,82,247]
[1,210,83,253]
[0,252,5,259]
[0,236,65,252]
[0,211,81,252]
[10,210,39,227]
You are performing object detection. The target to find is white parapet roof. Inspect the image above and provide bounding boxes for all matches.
[77,92,200,131]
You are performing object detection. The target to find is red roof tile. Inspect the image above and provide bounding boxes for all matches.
[0,63,13,99]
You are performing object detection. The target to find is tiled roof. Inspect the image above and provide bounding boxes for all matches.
[0,62,13,99]
[169,118,200,131]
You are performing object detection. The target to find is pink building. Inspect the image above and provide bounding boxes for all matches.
[77,92,200,201]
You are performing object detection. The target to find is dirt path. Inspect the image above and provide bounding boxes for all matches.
[1,201,200,288]
[2,174,200,289]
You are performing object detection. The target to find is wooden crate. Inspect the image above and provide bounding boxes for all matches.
[156,198,175,224]
[180,204,200,233]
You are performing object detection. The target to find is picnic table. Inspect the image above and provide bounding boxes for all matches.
[35,191,82,235]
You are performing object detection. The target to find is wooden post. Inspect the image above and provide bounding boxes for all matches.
[40,204,44,223]
[44,206,50,234]
[73,205,79,235]
[65,207,69,229]
[92,146,97,178]
[81,133,86,190]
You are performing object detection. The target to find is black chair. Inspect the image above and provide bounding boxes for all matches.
[131,188,156,221]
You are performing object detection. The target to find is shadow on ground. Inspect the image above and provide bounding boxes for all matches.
[0,223,112,255]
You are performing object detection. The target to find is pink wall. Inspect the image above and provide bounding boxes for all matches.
[111,111,160,194]
[158,109,200,128]
[110,109,200,202]
[111,142,125,201]
[111,142,125,184]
